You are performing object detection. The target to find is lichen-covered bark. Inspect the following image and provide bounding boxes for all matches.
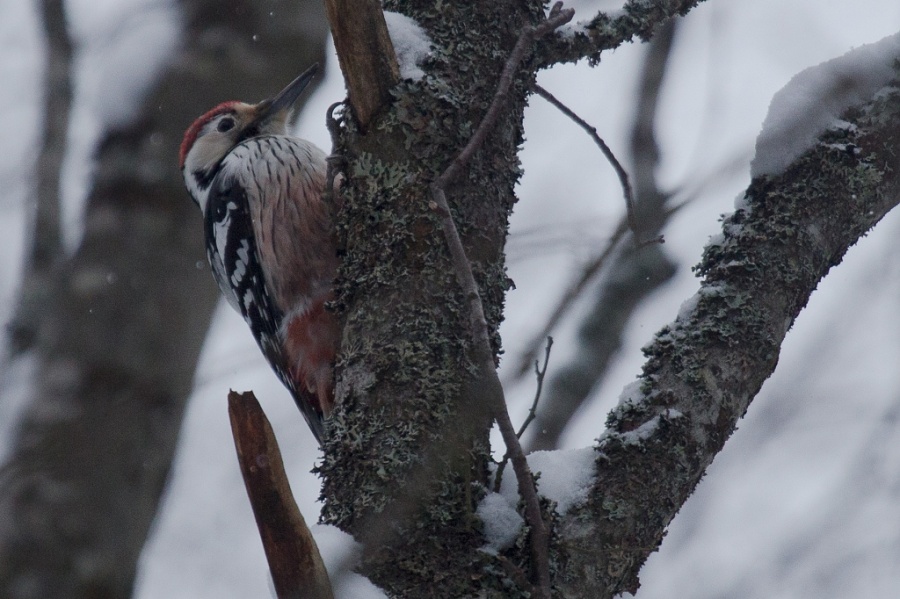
[555,78,900,598]
[318,0,543,595]
[317,0,721,595]
[0,2,328,597]
[538,0,706,66]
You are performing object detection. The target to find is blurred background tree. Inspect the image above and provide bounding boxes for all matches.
[0,0,328,596]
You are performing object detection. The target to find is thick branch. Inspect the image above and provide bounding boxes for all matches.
[538,0,704,67]
[324,0,399,129]
[555,78,900,598]
[229,392,333,599]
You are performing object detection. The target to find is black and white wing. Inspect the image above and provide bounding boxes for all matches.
[202,168,326,443]
[203,173,287,375]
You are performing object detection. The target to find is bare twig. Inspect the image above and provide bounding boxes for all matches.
[510,205,677,382]
[512,216,628,379]
[533,84,640,238]
[429,5,574,597]
[525,19,680,453]
[324,0,399,129]
[228,391,334,599]
[494,337,553,493]
[513,22,678,384]
[518,337,554,440]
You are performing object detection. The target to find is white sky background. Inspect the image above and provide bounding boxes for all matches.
[1,0,900,597]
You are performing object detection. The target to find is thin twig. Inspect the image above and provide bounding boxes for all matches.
[510,203,676,381]
[533,84,640,239]
[518,337,553,440]
[429,5,574,597]
[494,337,553,493]
[511,22,677,383]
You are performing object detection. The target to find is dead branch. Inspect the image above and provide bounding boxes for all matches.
[324,0,399,129]
[228,391,334,599]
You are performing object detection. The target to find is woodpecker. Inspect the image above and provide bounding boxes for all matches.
[179,65,338,444]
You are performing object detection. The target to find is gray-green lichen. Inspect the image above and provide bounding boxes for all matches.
[555,81,900,599]
[317,1,546,596]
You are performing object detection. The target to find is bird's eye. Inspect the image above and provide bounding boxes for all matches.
[217,117,235,133]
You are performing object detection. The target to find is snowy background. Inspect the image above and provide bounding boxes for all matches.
[2,0,900,597]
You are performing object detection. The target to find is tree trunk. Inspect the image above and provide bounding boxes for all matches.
[318,0,540,594]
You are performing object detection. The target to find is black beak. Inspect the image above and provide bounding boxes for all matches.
[254,63,319,124]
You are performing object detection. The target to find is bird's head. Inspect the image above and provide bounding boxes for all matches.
[179,64,319,208]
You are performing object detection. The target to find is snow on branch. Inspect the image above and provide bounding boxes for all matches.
[752,31,900,177]
[538,0,706,67]
[383,11,432,81]
[553,51,900,598]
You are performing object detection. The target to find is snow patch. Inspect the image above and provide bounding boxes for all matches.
[617,379,646,407]
[751,32,900,177]
[383,12,432,81]
[675,292,701,323]
[493,448,597,522]
[312,524,388,598]
[529,447,597,515]
[619,409,682,445]
[477,492,524,554]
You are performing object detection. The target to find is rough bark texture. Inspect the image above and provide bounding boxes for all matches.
[315,1,715,596]
[538,0,705,66]
[0,1,328,598]
[318,0,542,595]
[555,77,900,598]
